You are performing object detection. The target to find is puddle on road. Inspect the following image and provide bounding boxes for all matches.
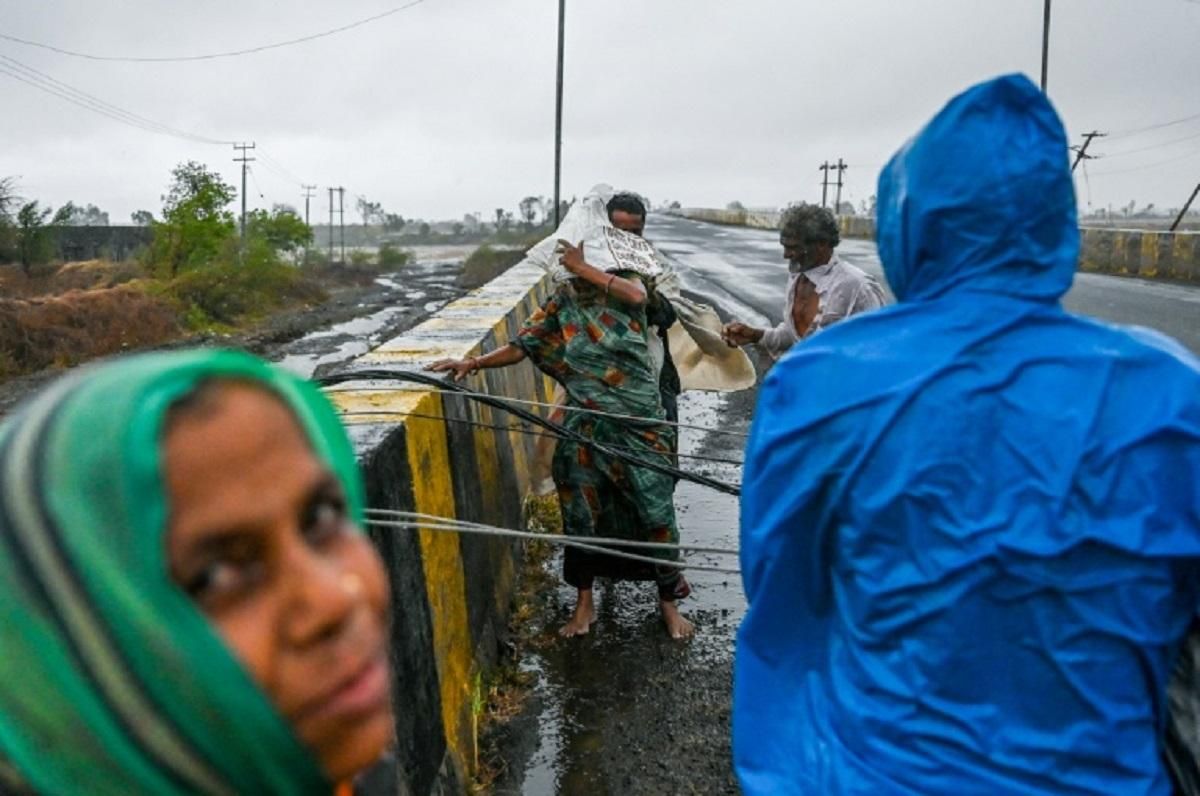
[503,389,749,795]
[272,264,462,379]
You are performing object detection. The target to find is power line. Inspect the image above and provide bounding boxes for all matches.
[1088,146,1200,177]
[1108,111,1200,139]
[257,151,307,185]
[1099,127,1200,159]
[0,0,429,63]
[0,54,232,145]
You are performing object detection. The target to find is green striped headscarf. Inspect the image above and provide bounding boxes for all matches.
[0,349,366,795]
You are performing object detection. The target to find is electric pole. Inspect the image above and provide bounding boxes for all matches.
[1070,131,1106,173]
[834,158,847,213]
[232,143,256,241]
[328,187,335,264]
[337,187,346,264]
[302,185,316,228]
[553,0,566,228]
[1041,0,1052,92]
[1170,181,1200,232]
[819,161,832,208]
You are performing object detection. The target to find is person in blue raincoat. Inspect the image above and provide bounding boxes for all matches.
[734,73,1200,795]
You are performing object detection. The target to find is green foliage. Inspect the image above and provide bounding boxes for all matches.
[383,212,406,232]
[166,239,325,327]
[15,201,71,275]
[378,242,411,268]
[460,244,526,288]
[0,176,16,262]
[348,249,374,268]
[146,161,237,277]
[130,209,154,226]
[245,206,312,254]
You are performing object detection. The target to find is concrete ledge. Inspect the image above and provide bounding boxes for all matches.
[673,208,1200,284]
[323,261,555,794]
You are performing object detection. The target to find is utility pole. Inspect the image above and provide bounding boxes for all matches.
[553,0,566,227]
[328,187,335,264]
[301,185,316,228]
[819,161,832,208]
[834,158,847,213]
[1170,181,1200,232]
[1041,0,1052,92]
[337,187,346,264]
[1070,131,1106,173]
[232,141,256,242]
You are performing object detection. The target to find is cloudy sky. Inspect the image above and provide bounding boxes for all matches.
[1,0,1198,223]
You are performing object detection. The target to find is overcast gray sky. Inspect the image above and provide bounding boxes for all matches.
[1,0,1197,223]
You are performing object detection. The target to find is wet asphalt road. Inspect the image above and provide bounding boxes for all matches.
[498,214,1200,795]
[650,213,1200,355]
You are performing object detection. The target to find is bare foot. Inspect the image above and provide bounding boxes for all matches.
[660,599,695,639]
[559,589,596,638]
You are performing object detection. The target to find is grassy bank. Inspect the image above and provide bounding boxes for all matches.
[0,251,408,382]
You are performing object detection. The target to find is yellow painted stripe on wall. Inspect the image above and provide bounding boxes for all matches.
[403,392,474,780]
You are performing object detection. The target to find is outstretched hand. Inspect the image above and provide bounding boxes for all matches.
[721,322,762,347]
[426,358,476,382]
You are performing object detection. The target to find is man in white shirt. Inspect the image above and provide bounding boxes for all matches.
[722,203,885,356]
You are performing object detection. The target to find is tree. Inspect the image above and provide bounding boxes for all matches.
[494,208,513,233]
[518,196,542,230]
[726,200,746,211]
[246,206,312,253]
[0,177,18,260]
[65,203,110,226]
[130,210,154,226]
[356,197,384,228]
[150,161,237,277]
[383,212,406,233]
[15,200,72,276]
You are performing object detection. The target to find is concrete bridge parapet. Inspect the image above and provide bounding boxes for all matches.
[324,260,554,794]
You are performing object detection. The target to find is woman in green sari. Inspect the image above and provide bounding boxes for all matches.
[0,349,393,795]
[430,230,694,640]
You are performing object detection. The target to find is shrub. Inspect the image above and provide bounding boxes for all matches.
[460,245,526,289]
[0,286,180,378]
[167,257,325,327]
[348,249,374,268]
[378,242,411,269]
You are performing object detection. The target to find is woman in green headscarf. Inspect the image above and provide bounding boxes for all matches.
[0,349,393,795]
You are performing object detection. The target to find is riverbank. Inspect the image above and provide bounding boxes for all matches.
[0,244,475,416]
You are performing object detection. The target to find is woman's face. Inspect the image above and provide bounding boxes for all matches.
[163,383,393,783]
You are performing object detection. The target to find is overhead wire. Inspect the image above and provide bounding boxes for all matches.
[257,151,308,186]
[0,0,429,63]
[1098,127,1200,159]
[1089,146,1200,177]
[1108,111,1200,139]
[0,53,233,145]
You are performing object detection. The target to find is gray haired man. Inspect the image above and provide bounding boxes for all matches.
[722,203,885,356]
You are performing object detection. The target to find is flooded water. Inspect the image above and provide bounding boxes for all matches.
[273,259,462,378]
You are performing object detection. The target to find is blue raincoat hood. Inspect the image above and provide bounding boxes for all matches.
[877,74,1079,302]
[735,74,1200,796]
